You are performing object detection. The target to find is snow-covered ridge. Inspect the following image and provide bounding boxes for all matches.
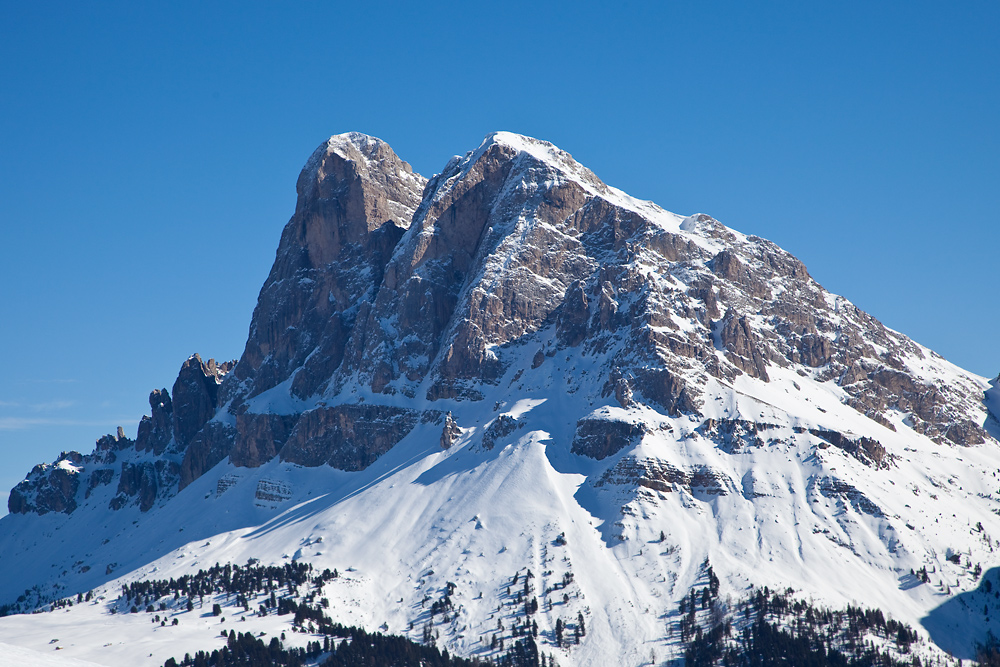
[459,131,693,239]
[326,131,385,157]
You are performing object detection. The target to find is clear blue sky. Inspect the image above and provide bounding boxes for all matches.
[1,1,997,505]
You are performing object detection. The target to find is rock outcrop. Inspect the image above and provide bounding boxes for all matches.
[7,453,84,515]
[6,131,1000,667]
[571,419,648,460]
[440,412,460,449]
[482,414,520,450]
[9,355,233,515]
[280,405,418,470]
[171,356,232,449]
[222,133,426,407]
[134,389,172,455]
[595,456,734,497]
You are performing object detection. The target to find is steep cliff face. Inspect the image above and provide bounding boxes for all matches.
[8,354,232,516]
[224,133,426,408]
[205,131,996,481]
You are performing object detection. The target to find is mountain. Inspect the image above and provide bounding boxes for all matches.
[1,132,999,666]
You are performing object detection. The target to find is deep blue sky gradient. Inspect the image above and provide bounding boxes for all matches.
[1,1,997,504]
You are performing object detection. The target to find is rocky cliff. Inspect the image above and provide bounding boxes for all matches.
[4,132,1000,665]
[9,131,994,519]
[8,354,232,515]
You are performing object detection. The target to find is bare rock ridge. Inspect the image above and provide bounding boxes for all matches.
[9,354,232,515]
[8,131,996,516]
[224,133,427,406]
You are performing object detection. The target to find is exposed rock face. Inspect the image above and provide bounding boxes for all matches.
[85,468,115,498]
[718,310,770,381]
[482,414,519,450]
[557,281,590,347]
[8,355,234,516]
[595,456,734,496]
[630,369,701,417]
[697,418,777,453]
[7,453,84,515]
[6,131,1000,667]
[109,355,235,510]
[254,479,291,506]
[135,354,233,458]
[440,412,460,449]
[987,378,1000,439]
[179,422,236,491]
[171,355,232,449]
[816,477,884,518]
[571,419,648,460]
[229,413,298,469]
[110,461,164,513]
[9,130,994,520]
[164,132,1000,471]
[135,389,172,455]
[280,405,418,470]
[95,429,132,458]
[222,133,426,407]
[810,428,891,469]
[348,140,531,399]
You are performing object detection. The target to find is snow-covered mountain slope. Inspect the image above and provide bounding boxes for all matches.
[0,643,107,667]
[1,132,998,666]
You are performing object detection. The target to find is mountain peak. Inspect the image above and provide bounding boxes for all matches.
[469,131,612,198]
[1,131,998,665]
[326,130,385,151]
[296,132,423,216]
[480,130,572,165]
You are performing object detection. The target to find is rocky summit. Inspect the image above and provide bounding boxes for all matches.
[2,132,1000,666]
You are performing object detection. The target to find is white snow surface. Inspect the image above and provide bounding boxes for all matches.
[1,336,998,665]
[0,643,108,667]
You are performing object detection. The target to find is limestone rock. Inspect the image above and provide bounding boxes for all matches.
[229,413,299,468]
[633,369,701,417]
[697,419,776,453]
[482,414,519,450]
[557,280,590,347]
[7,453,83,515]
[595,456,734,496]
[135,388,172,454]
[179,422,236,490]
[110,462,158,512]
[797,334,833,368]
[222,133,426,408]
[816,477,884,518]
[85,468,115,498]
[718,311,770,381]
[170,354,233,449]
[809,428,891,469]
[595,281,619,331]
[279,405,417,470]
[440,412,460,449]
[571,419,647,460]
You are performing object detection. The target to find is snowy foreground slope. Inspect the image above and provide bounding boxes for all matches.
[2,132,1000,666]
[0,643,106,667]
